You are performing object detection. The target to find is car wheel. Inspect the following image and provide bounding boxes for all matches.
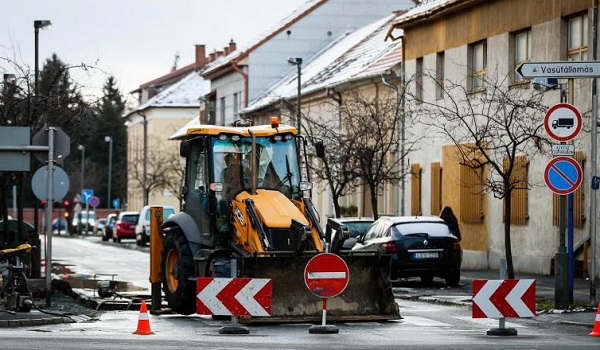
[140,235,147,247]
[420,274,434,285]
[445,269,460,287]
[161,228,196,315]
[102,234,108,242]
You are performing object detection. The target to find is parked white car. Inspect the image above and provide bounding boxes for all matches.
[135,205,176,246]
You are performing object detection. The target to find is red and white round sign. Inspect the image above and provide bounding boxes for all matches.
[544,103,582,142]
[304,253,349,298]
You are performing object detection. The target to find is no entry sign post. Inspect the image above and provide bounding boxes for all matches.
[304,253,349,334]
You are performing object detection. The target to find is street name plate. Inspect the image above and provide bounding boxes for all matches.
[516,61,600,79]
[551,144,575,156]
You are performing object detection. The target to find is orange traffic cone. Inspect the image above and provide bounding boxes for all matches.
[133,300,155,335]
[590,303,600,337]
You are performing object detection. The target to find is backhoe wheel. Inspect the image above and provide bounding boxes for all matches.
[161,229,196,315]
[208,257,231,321]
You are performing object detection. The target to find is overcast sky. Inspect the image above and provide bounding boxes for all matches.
[0,0,304,102]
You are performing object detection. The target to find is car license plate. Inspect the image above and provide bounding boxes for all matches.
[413,252,439,259]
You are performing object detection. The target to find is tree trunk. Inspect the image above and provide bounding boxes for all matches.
[504,186,515,279]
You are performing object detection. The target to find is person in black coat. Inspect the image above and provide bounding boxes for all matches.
[440,206,461,241]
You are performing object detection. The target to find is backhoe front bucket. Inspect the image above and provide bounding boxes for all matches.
[237,252,399,323]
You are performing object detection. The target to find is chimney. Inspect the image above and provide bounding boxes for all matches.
[224,46,230,55]
[195,44,206,69]
[229,39,236,53]
[209,52,216,61]
[216,50,224,58]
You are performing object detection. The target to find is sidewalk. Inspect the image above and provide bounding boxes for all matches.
[394,269,599,328]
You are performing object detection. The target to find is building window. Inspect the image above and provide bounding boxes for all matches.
[220,96,226,125]
[459,163,484,223]
[410,163,422,216]
[513,29,532,83]
[567,13,588,61]
[233,92,239,116]
[469,40,487,91]
[415,57,423,101]
[435,52,445,99]
[503,155,529,224]
[430,162,442,215]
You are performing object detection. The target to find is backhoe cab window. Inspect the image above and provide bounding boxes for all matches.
[211,135,301,198]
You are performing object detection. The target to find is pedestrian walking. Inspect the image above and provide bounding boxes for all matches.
[440,206,461,241]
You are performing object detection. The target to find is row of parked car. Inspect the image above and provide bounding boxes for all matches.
[100,205,177,246]
[326,215,462,287]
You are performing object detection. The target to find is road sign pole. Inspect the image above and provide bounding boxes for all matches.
[590,0,599,306]
[44,127,54,308]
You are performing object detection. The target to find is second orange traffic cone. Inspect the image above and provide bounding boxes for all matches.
[133,300,155,335]
[590,303,600,337]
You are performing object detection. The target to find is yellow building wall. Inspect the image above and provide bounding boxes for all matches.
[403,0,589,60]
[442,145,488,252]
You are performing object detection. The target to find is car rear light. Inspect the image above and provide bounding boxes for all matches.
[453,241,461,250]
[382,242,397,253]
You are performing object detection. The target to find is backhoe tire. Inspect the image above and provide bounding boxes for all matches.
[209,257,231,321]
[161,229,196,315]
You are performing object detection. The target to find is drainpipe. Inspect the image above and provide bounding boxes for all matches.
[231,60,248,109]
[381,73,401,216]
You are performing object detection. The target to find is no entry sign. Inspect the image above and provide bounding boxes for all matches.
[544,156,582,195]
[304,253,349,298]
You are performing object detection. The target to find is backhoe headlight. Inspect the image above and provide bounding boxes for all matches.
[299,181,313,191]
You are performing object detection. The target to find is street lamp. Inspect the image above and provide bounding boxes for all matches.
[288,57,302,134]
[77,144,85,196]
[105,136,113,209]
[34,20,51,100]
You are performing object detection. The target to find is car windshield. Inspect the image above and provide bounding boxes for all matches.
[392,221,450,238]
[121,215,139,223]
[211,135,301,198]
[344,221,373,238]
[145,208,175,220]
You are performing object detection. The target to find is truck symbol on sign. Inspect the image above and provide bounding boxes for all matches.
[552,118,574,129]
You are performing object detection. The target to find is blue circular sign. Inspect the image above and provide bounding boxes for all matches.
[89,196,101,208]
[544,156,582,195]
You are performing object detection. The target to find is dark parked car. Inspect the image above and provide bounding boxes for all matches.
[102,214,117,242]
[325,217,374,250]
[113,211,139,243]
[352,216,462,286]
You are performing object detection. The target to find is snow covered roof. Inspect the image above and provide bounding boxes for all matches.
[134,71,211,111]
[202,0,326,77]
[243,13,403,114]
[390,0,465,27]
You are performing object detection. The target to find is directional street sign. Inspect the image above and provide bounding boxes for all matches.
[544,156,583,195]
[516,61,600,79]
[544,103,582,142]
[473,279,536,318]
[196,277,272,317]
[82,189,94,204]
[304,253,349,298]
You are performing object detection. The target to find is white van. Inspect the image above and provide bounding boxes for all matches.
[135,205,176,246]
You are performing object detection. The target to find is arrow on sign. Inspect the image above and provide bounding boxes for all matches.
[196,277,272,317]
[472,279,536,319]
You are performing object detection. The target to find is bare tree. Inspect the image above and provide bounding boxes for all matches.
[408,71,550,278]
[128,137,184,203]
[301,86,415,219]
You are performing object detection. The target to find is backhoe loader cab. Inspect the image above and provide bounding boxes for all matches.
[160,121,398,322]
